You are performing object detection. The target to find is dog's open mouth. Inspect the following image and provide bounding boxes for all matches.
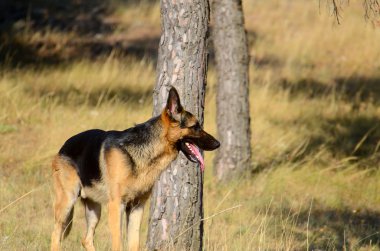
[179,140,205,171]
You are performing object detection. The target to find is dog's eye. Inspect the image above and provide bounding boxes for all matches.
[190,123,201,131]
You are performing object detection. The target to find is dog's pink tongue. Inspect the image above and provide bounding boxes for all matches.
[189,144,205,171]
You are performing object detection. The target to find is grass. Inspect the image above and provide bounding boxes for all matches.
[1,0,380,250]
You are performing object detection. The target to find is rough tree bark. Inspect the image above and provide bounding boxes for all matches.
[147,0,209,250]
[212,0,252,181]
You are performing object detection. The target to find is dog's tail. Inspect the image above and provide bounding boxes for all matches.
[62,207,74,239]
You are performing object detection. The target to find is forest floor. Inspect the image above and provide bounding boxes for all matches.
[1,0,380,250]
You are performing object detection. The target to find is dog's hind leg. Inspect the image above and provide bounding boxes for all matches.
[81,199,101,251]
[51,156,80,251]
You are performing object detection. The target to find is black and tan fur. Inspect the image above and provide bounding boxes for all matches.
[50,87,220,251]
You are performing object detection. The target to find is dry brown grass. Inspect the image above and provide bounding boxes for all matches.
[1,0,380,250]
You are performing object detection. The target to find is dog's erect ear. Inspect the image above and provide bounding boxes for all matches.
[166,87,183,121]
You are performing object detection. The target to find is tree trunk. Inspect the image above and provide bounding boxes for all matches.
[212,0,252,181]
[147,0,209,250]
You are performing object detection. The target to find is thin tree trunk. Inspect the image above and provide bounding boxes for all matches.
[147,0,209,250]
[212,0,252,181]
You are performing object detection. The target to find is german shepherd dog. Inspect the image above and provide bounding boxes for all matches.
[50,87,220,251]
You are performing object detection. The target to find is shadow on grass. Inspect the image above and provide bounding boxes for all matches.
[280,76,380,105]
[299,114,380,169]
[256,77,380,169]
[293,207,380,250]
[27,85,153,106]
[253,107,380,174]
[0,0,113,34]
[0,0,160,67]
[317,115,380,159]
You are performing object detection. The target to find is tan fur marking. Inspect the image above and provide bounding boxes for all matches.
[126,193,149,251]
[81,199,101,251]
[105,148,130,199]
[161,110,200,143]
[108,200,123,251]
[105,149,128,250]
[81,181,108,203]
[127,204,144,251]
[101,145,178,250]
[104,143,177,204]
[183,112,197,127]
[161,111,183,144]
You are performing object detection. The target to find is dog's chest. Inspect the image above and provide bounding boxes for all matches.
[81,150,177,204]
[80,173,156,204]
[120,153,177,201]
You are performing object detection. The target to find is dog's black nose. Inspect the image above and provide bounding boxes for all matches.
[213,139,221,149]
[204,138,220,151]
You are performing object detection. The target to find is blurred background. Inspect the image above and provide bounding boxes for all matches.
[1,0,380,250]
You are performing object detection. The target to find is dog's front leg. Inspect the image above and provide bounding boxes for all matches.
[108,200,123,251]
[127,201,145,251]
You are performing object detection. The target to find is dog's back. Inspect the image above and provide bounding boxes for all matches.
[59,129,107,186]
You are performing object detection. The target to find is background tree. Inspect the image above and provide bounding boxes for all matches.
[147,0,209,250]
[211,0,252,181]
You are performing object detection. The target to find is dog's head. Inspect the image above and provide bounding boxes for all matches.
[163,87,220,171]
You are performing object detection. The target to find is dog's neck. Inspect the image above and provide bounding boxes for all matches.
[119,112,179,173]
